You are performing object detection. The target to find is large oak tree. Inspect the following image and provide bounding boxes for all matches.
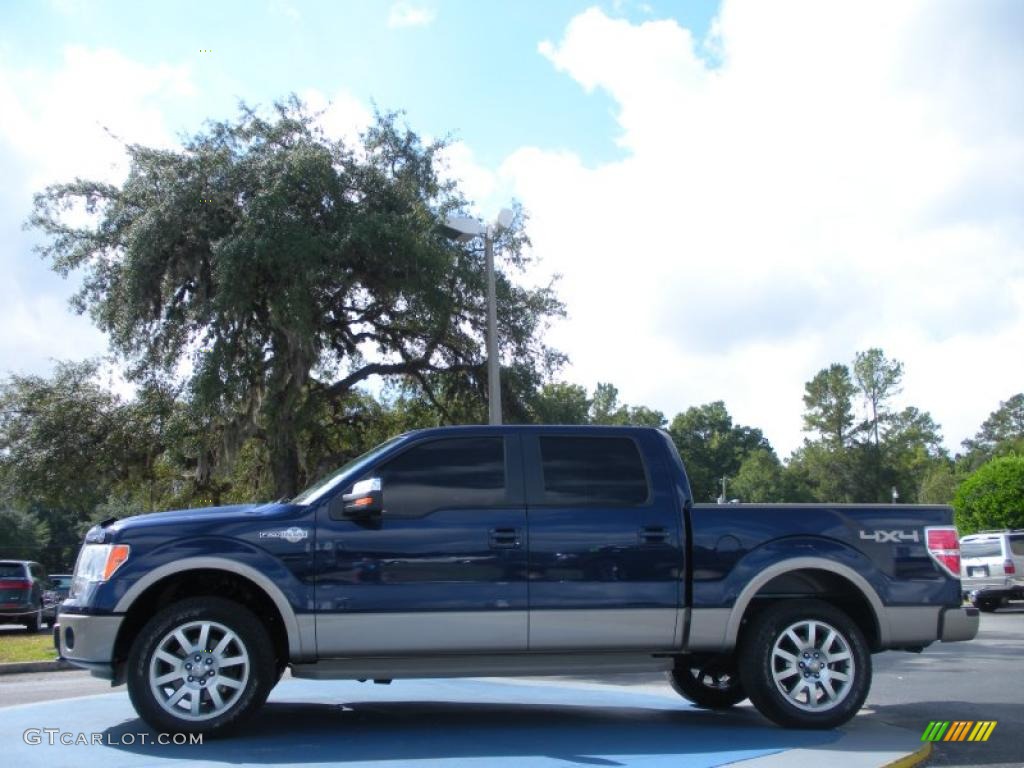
[29,98,563,497]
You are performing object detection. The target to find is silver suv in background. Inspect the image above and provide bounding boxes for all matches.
[960,530,1024,611]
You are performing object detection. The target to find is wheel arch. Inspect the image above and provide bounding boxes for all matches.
[725,557,889,650]
[113,557,311,662]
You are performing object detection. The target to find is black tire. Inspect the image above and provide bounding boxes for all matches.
[127,597,275,737]
[973,596,1000,613]
[668,655,747,709]
[24,604,41,633]
[738,599,871,729]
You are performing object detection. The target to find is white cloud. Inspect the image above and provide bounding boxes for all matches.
[299,87,373,147]
[269,0,301,21]
[437,141,500,208]
[505,2,1024,455]
[0,289,107,364]
[0,46,193,193]
[0,46,196,375]
[387,2,436,29]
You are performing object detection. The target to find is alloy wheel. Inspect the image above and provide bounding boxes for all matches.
[769,619,855,712]
[148,619,251,721]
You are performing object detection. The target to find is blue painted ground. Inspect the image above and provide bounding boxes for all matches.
[2,677,838,767]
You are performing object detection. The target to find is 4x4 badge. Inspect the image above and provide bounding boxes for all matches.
[860,529,920,544]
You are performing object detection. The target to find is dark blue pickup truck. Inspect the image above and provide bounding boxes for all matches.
[55,425,977,735]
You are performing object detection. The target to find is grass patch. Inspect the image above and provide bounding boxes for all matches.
[0,632,59,663]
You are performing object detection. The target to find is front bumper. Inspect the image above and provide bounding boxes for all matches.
[54,612,124,679]
[939,606,979,642]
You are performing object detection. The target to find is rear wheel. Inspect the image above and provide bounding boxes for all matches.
[127,597,275,736]
[668,655,746,709]
[972,596,1001,612]
[738,599,871,729]
[24,604,41,633]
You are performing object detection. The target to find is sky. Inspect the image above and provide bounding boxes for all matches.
[1,0,1021,459]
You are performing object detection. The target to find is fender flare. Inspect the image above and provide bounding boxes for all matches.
[723,556,890,649]
[113,556,309,660]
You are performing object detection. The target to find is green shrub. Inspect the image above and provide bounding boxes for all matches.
[953,455,1024,534]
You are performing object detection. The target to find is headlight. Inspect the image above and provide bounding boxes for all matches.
[70,544,130,601]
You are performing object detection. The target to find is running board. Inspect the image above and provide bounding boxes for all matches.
[290,652,676,680]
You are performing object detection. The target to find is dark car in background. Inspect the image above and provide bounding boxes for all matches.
[0,560,50,632]
[42,573,73,627]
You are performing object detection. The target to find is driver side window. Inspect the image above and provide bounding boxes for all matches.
[374,437,506,518]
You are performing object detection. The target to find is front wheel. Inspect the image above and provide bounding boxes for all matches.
[667,656,746,709]
[738,599,871,729]
[127,597,276,736]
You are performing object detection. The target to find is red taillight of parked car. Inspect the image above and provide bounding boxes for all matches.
[0,580,29,590]
[1004,559,1016,575]
[925,527,961,578]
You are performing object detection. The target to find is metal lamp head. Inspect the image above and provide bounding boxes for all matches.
[441,215,485,242]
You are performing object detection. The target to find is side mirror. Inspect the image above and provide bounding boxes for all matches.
[331,477,383,519]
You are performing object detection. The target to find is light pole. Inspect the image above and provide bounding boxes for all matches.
[440,208,513,425]
[482,227,501,425]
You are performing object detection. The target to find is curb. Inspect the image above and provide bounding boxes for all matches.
[880,742,932,768]
[0,658,74,675]
[722,716,931,768]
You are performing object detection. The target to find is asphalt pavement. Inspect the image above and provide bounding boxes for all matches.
[869,605,1024,768]
[1,607,1021,767]
[563,606,1024,768]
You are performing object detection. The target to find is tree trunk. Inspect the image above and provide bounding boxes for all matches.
[268,416,300,499]
[266,330,313,500]
[872,399,880,448]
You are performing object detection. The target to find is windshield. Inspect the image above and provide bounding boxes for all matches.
[961,539,1003,558]
[291,435,407,505]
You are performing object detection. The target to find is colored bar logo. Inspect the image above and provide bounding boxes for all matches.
[922,721,997,742]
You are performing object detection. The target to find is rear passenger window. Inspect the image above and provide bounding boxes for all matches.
[1010,536,1024,557]
[539,436,649,505]
[376,437,506,517]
